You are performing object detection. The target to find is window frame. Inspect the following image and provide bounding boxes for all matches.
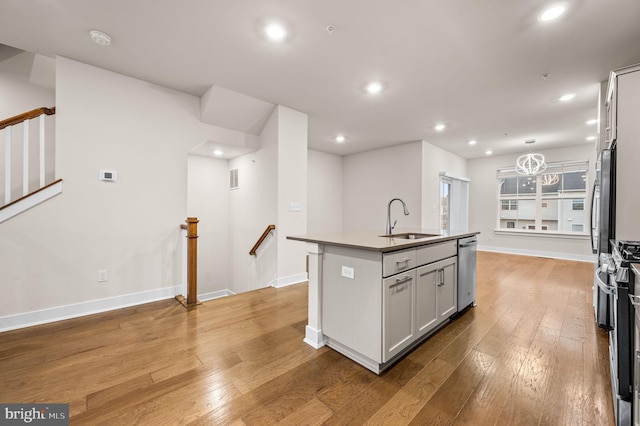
[496,160,589,235]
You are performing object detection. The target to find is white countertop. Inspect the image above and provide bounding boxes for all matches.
[287,228,479,253]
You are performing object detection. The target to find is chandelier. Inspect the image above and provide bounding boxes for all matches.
[516,139,546,175]
[541,173,559,186]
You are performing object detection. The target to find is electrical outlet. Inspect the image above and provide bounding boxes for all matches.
[341,266,355,279]
[97,269,108,283]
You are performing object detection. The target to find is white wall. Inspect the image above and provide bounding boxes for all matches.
[421,141,468,229]
[187,155,230,295]
[0,51,56,203]
[0,51,55,117]
[343,142,423,232]
[468,144,596,261]
[228,110,278,294]
[307,149,343,234]
[0,56,236,326]
[276,106,308,285]
[342,141,467,233]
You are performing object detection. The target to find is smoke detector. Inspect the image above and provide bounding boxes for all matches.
[90,30,112,46]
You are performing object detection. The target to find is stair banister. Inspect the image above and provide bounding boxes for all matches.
[1,106,56,207]
[250,224,276,256]
[4,127,11,205]
[175,218,201,308]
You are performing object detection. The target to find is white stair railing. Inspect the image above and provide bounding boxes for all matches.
[0,107,56,207]
[4,126,11,205]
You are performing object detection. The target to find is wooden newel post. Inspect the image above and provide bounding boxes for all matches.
[177,217,201,308]
[186,217,199,306]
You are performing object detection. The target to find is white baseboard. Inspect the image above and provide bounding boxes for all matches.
[478,245,597,263]
[271,272,308,288]
[0,286,180,332]
[198,289,235,301]
[303,325,325,349]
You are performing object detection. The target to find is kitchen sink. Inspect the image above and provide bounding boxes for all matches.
[379,233,440,239]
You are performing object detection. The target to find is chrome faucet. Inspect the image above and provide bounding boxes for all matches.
[386,198,409,234]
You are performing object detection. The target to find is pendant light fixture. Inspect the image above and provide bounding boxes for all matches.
[541,173,559,186]
[516,139,546,176]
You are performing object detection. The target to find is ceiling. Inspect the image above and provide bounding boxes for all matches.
[1,0,639,159]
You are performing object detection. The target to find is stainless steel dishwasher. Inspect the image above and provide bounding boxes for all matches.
[457,236,477,312]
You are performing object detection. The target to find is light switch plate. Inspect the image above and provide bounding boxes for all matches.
[341,266,355,279]
[289,202,302,212]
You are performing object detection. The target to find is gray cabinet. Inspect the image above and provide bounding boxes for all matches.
[321,238,463,373]
[416,263,438,337]
[416,257,457,339]
[438,258,457,320]
[383,247,417,277]
[383,270,415,362]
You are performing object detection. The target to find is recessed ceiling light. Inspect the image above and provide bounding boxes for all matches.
[586,119,598,125]
[213,150,224,156]
[538,4,566,22]
[90,30,111,46]
[366,82,383,94]
[335,135,345,143]
[485,150,493,155]
[468,140,477,145]
[434,124,446,132]
[559,93,576,102]
[265,23,287,42]
[586,136,596,141]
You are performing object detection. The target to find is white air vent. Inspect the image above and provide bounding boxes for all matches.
[229,168,239,189]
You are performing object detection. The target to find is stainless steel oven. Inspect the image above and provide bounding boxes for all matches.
[630,283,640,426]
[609,241,640,425]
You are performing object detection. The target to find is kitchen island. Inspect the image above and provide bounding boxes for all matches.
[287,229,480,374]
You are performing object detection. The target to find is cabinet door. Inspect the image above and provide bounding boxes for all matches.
[438,258,457,321]
[383,270,415,362]
[416,263,438,338]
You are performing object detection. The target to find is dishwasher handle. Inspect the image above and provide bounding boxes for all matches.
[459,240,478,248]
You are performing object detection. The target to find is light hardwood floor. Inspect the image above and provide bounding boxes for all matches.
[0,252,614,425]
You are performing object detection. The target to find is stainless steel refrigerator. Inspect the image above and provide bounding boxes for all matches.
[592,64,640,326]
[591,63,640,426]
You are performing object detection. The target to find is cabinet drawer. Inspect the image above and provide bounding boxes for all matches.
[383,248,417,277]
[417,240,457,266]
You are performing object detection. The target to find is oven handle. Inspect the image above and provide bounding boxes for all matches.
[595,267,616,295]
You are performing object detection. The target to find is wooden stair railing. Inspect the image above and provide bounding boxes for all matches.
[176,217,201,308]
[0,106,56,130]
[250,224,276,255]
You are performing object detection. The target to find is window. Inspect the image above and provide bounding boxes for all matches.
[497,160,588,233]
[501,200,518,210]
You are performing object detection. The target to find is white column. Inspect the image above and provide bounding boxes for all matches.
[4,127,12,204]
[39,115,45,188]
[22,120,29,196]
[304,242,325,349]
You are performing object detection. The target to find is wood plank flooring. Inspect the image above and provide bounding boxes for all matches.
[0,252,614,425]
